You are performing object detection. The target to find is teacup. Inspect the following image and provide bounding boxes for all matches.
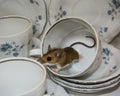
[0,57,47,96]
[0,15,32,59]
[41,17,102,77]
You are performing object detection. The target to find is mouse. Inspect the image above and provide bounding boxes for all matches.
[38,36,96,70]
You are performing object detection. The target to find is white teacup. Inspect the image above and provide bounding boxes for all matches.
[0,57,47,96]
[0,15,32,59]
[41,17,102,77]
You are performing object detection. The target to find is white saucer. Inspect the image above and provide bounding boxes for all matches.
[48,0,120,42]
[50,73,120,89]
[51,75,120,93]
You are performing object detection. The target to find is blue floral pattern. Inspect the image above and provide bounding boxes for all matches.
[99,27,108,37]
[109,65,118,73]
[29,0,42,35]
[102,47,117,74]
[102,47,113,64]
[30,0,39,5]
[54,6,67,21]
[32,15,42,35]
[0,42,24,57]
[31,44,39,49]
[108,0,120,20]
[29,0,47,37]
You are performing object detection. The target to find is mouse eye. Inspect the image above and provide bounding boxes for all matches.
[47,56,52,61]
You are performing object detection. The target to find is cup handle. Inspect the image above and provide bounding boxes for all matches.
[43,94,50,96]
[29,48,42,57]
[29,37,42,57]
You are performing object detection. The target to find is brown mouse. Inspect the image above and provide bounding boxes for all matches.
[38,36,96,68]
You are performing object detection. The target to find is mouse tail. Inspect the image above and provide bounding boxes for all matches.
[70,36,96,48]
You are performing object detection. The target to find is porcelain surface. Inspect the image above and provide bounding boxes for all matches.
[63,42,120,84]
[51,74,120,89]
[0,16,32,59]
[47,0,120,42]
[49,42,120,93]
[42,17,101,78]
[0,57,47,96]
[0,0,120,95]
[51,75,120,93]
[0,0,47,38]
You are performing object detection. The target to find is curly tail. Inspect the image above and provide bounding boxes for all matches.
[70,36,96,48]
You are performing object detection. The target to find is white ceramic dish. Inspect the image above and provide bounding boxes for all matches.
[0,57,47,96]
[59,42,120,84]
[0,15,33,59]
[51,75,120,93]
[50,73,120,89]
[0,0,47,37]
[42,17,101,78]
[49,42,120,90]
[44,79,70,96]
[48,0,120,42]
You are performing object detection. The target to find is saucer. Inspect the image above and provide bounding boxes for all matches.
[48,0,120,42]
[49,42,120,93]
[51,75,120,93]
[50,73,120,89]
[63,42,120,84]
[0,0,47,37]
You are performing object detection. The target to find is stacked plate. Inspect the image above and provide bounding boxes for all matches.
[49,42,120,93]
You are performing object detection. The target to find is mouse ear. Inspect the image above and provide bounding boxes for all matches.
[48,45,52,51]
[55,51,64,58]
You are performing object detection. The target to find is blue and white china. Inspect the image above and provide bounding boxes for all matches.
[64,42,120,83]
[0,0,120,95]
[48,0,120,42]
[50,42,120,93]
[0,15,32,59]
[0,0,47,38]
[42,17,101,78]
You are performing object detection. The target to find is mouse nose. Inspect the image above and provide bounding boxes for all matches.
[39,57,46,64]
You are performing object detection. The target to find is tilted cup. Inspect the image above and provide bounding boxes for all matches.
[0,15,32,59]
[41,17,102,78]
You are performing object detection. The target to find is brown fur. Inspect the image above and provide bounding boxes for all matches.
[38,36,95,67]
[38,47,79,67]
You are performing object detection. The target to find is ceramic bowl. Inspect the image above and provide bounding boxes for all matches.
[0,57,47,96]
[41,17,101,78]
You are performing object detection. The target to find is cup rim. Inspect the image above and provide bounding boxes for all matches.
[41,16,101,77]
[0,15,32,38]
[0,57,47,95]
